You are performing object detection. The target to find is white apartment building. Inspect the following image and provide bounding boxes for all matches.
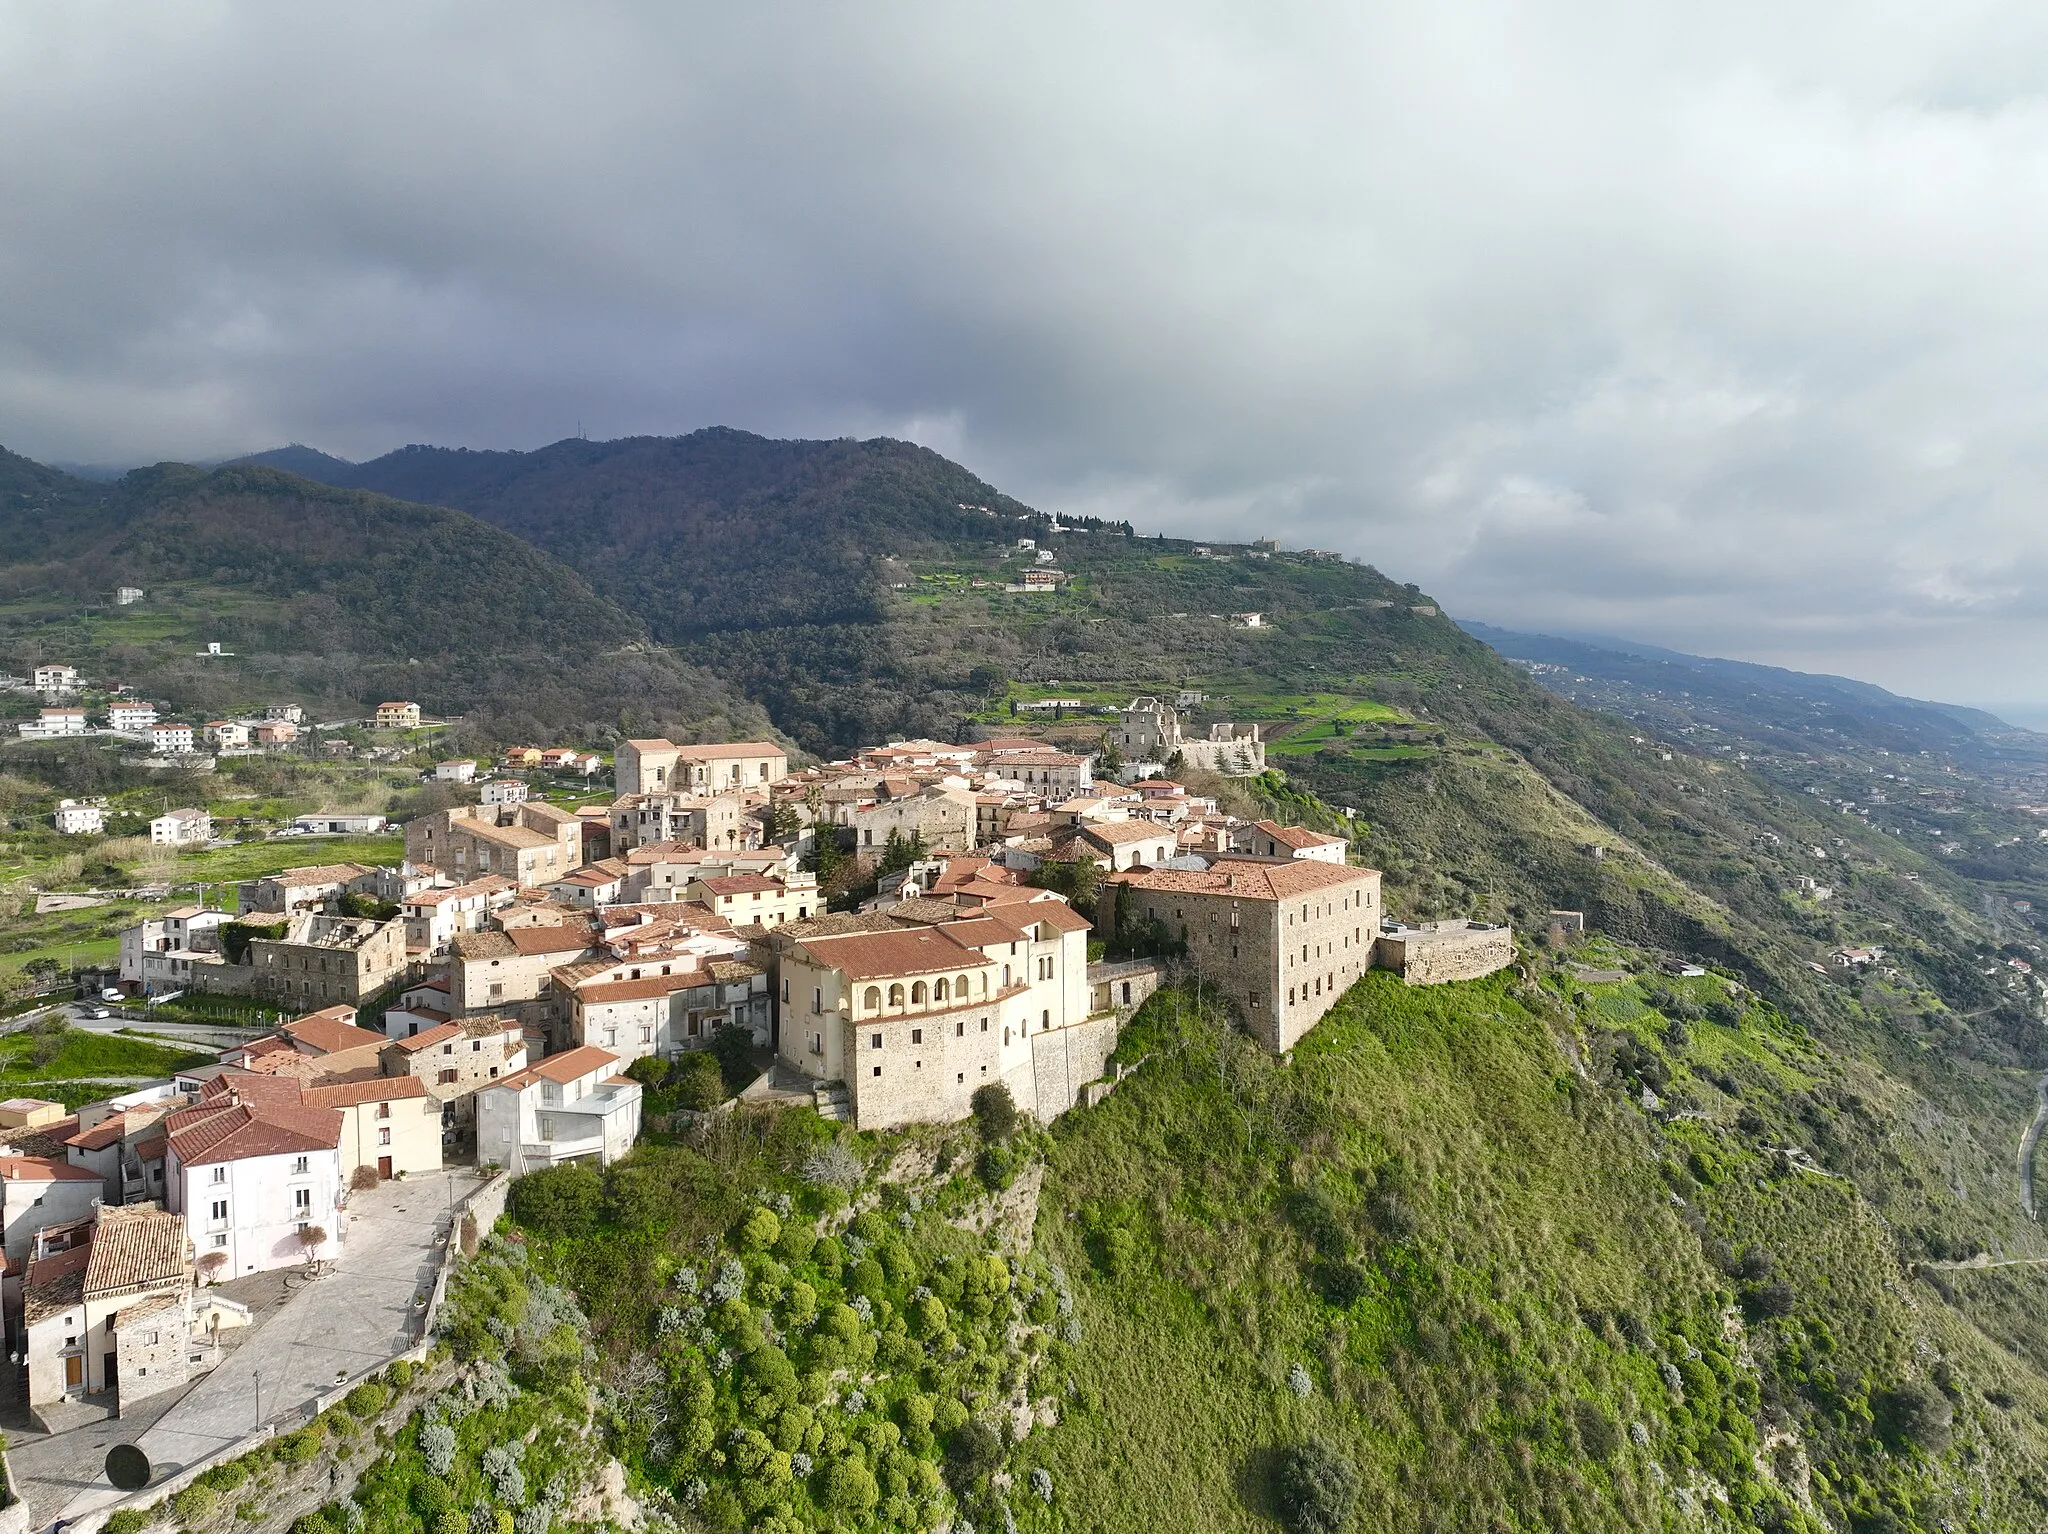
[52,799,105,836]
[107,702,157,731]
[435,759,479,783]
[0,1155,106,1264]
[205,720,251,749]
[480,778,529,806]
[149,723,195,754]
[149,808,211,847]
[118,905,231,988]
[32,665,78,695]
[475,1046,641,1176]
[19,708,87,739]
[400,876,519,956]
[164,1080,345,1277]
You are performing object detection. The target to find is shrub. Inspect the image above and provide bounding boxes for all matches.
[344,1381,389,1418]
[802,1140,863,1190]
[278,1429,325,1463]
[709,1023,757,1092]
[774,1218,817,1265]
[105,1512,150,1534]
[1874,1380,1954,1455]
[1572,1399,1620,1461]
[507,1162,602,1238]
[386,1359,414,1390]
[971,1083,1018,1143]
[625,1054,671,1090]
[1272,1437,1359,1534]
[739,1207,783,1252]
[175,1484,219,1523]
[421,1419,458,1475]
[945,1418,1005,1490]
[672,1050,725,1110]
[351,1164,381,1192]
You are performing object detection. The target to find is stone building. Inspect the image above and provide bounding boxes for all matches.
[380,1015,529,1128]
[1112,699,1267,776]
[1375,921,1515,984]
[405,802,583,887]
[1100,857,1383,1051]
[608,791,749,853]
[615,738,788,796]
[449,922,599,1038]
[247,915,407,1010]
[769,899,1102,1131]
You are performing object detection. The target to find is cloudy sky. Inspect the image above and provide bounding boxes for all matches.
[5,4,2048,713]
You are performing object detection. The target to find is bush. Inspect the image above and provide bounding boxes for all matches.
[174,1484,219,1523]
[386,1359,414,1390]
[1272,1437,1359,1534]
[739,1207,783,1252]
[673,1049,725,1110]
[710,1023,757,1092]
[971,1082,1018,1142]
[344,1381,389,1418]
[945,1417,1005,1489]
[421,1419,458,1475]
[105,1512,150,1534]
[1572,1399,1620,1461]
[625,1054,671,1089]
[507,1161,602,1238]
[278,1428,325,1463]
[1874,1380,1954,1455]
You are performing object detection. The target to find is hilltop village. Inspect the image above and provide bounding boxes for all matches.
[0,698,1510,1433]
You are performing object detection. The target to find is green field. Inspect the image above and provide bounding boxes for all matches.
[0,1023,212,1091]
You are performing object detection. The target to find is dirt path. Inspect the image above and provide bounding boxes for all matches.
[2020,1074,2048,1221]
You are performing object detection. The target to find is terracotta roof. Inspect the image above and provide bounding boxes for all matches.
[0,1097,63,1114]
[1080,819,1176,846]
[283,1013,389,1055]
[1104,858,1379,901]
[302,1076,430,1108]
[508,923,598,956]
[465,821,557,851]
[63,1118,129,1151]
[84,1204,189,1296]
[387,1021,463,1053]
[167,1097,342,1167]
[452,930,517,959]
[695,874,782,895]
[269,863,370,887]
[798,926,984,981]
[24,1242,91,1320]
[0,1154,102,1182]
[488,1045,620,1093]
[1247,820,1347,850]
[673,742,783,760]
[573,972,712,1004]
[624,737,677,750]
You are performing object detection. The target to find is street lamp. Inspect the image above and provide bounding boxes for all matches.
[253,1367,261,1430]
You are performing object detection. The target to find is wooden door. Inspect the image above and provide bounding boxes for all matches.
[378,1156,393,1179]
[64,1354,81,1389]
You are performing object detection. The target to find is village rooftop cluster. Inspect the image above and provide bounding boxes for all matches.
[2,704,1512,1421]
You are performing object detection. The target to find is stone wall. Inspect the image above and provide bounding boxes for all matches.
[1376,923,1515,985]
[116,1306,193,1409]
[1029,1014,1120,1119]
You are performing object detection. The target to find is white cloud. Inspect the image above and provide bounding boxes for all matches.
[6,2,2048,701]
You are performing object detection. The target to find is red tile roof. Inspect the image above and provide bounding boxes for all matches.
[283,1012,389,1055]
[167,1095,342,1167]
[1104,859,1380,901]
[84,1204,189,1296]
[0,1154,102,1182]
[489,1045,621,1093]
[302,1076,430,1108]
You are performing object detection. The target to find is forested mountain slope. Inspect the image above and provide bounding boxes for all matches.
[0,453,769,742]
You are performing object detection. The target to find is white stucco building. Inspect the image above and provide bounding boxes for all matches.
[474,1046,641,1175]
[164,1079,345,1278]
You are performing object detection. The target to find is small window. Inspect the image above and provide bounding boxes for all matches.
[872,1065,882,1077]
[870,1032,882,1049]
[911,1028,923,1044]
[377,1128,391,1146]
[211,1166,227,1184]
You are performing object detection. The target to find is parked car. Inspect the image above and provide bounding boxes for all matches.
[99,987,123,1003]
[85,1006,110,1020]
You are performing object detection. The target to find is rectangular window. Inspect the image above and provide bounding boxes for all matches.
[378,1128,391,1146]
[211,1166,227,1184]
[955,1020,964,1037]
[872,1065,881,1077]
[294,1188,312,1212]
[911,1028,922,1044]
[210,1199,227,1221]
[870,1032,882,1049]
[375,1103,391,1120]
[212,1234,227,1248]
[439,1069,458,1084]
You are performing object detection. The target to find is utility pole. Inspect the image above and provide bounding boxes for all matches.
[254,1367,261,1430]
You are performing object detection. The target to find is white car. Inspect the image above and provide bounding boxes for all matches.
[85,1006,110,1020]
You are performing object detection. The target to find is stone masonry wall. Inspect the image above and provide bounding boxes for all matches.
[1029,1014,1120,1120]
[1377,925,1515,985]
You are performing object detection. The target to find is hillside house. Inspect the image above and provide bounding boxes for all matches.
[608,791,750,853]
[844,784,977,854]
[1063,819,1179,871]
[560,959,770,1067]
[300,1076,441,1181]
[381,1016,527,1128]
[149,723,195,754]
[22,1203,231,1419]
[615,739,788,796]
[19,707,87,738]
[475,1046,642,1176]
[265,704,304,724]
[375,702,422,729]
[118,905,230,991]
[240,862,375,917]
[480,779,529,807]
[164,1077,345,1276]
[0,1155,107,1264]
[436,759,479,783]
[52,798,104,835]
[107,701,157,731]
[204,720,249,749]
[407,801,582,886]
[1230,819,1349,864]
[1100,858,1384,1051]
[253,720,298,747]
[149,807,211,847]
[450,921,599,1038]
[401,876,518,955]
[769,899,1100,1131]
[32,664,78,694]
[545,857,630,909]
[685,872,819,929]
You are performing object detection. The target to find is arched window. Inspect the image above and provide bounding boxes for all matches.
[863,986,881,1013]
[888,983,905,1008]
[957,974,971,999]
[1042,1009,1050,1029]
[978,973,988,996]
[933,978,949,1002]
[912,981,929,1005]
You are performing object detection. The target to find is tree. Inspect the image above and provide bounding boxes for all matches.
[1097,731,1126,776]
[1272,1437,1360,1534]
[971,1082,1018,1143]
[944,1418,1004,1491]
[625,1055,671,1090]
[879,828,927,875]
[296,1225,328,1271]
[673,1049,725,1110]
[197,1249,228,1285]
[710,1023,758,1093]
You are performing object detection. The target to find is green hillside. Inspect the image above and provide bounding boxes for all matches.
[0,456,772,743]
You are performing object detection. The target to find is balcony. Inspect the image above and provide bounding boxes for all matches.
[520,1135,604,1165]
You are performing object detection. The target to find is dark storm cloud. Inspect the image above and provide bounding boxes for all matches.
[7,2,2048,704]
